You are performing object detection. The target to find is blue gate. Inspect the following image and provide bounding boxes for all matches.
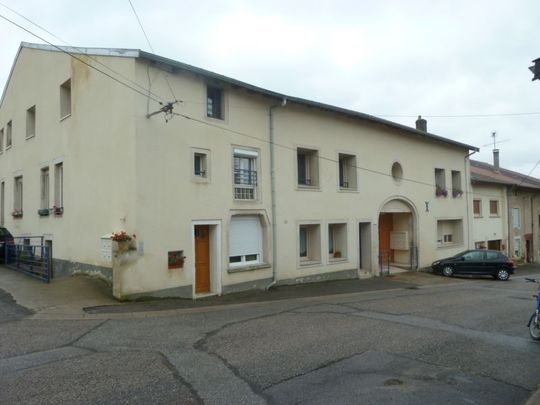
[4,237,51,282]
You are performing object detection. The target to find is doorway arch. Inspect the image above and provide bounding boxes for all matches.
[378,197,418,272]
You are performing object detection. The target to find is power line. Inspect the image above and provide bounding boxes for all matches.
[517,159,540,187]
[0,2,168,104]
[127,0,178,102]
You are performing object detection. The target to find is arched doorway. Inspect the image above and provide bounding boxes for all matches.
[378,198,418,273]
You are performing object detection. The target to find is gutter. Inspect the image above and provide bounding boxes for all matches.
[266,97,287,290]
[465,150,477,248]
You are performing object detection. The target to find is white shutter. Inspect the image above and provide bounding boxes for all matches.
[229,216,262,257]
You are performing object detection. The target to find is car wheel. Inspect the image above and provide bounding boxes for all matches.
[496,269,510,281]
[442,266,453,277]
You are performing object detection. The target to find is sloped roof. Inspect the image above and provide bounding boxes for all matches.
[3,42,479,152]
[471,159,540,190]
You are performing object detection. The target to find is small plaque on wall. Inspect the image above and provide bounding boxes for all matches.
[168,250,185,269]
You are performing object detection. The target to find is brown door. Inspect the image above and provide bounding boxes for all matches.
[379,214,393,263]
[195,225,210,293]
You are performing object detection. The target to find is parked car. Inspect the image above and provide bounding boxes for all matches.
[0,227,14,263]
[432,249,515,281]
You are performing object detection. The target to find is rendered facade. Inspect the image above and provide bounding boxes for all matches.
[0,43,479,299]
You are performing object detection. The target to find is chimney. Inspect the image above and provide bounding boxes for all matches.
[493,149,500,172]
[416,115,427,132]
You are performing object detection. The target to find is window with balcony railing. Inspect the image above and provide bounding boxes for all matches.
[233,149,258,200]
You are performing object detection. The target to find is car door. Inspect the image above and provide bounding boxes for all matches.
[460,251,485,274]
[484,251,501,274]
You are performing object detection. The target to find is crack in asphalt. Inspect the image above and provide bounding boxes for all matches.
[157,351,205,404]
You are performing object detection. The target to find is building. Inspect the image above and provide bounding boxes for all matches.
[471,151,540,263]
[0,42,478,299]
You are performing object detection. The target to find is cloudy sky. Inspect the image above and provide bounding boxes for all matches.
[1,0,539,175]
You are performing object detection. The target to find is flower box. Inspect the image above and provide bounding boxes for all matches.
[12,210,23,218]
[38,208,50,216]
[452,189,463,198]
[435,187,448,197]
[53,206,64,216]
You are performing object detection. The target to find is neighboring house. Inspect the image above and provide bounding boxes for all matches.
[471,151,540,263]
[0,42,478,299]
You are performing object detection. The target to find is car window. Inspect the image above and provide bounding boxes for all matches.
[485,251,500,260]
[463,251,484,261]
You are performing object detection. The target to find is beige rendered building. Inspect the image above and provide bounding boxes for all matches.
[0,43,479,299]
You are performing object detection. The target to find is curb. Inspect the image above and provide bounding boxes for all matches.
[525,388,540,405]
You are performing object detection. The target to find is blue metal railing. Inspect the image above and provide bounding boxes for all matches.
[4,239,51,282]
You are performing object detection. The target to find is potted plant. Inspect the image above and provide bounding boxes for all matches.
[53,206,64,216]
[435,186,448,197]
[111,231,136,254]
[12,209,23,218]
[38,208,50,216]
[452,189,463,198]
[333,251,342,259]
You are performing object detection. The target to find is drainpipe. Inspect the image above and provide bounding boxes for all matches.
[531,195,535,263]
[266,97,287,290]
[464,150,477,249]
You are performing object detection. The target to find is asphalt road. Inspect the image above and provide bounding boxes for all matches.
[1,270,539,404]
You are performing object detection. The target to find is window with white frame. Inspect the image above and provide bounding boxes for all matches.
[40,167,49,210]
[297,148,319,187]
[14,176,23,214]
[194,152,208,178]
[229,215,262,267]
[328,223,347,260]
[233,148,257,200]
[26,106,36,139]
[338,154,357,190]
[512,207,521,229]
[207,85,224,119]
[299,224,321,263]
[6,121,12,148]
[437,219,463,247]
[54,163,63,212]
[60,79,71,119]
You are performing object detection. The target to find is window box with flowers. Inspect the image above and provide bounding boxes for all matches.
[53,206,64,216]
[452,189,463,198]
[111,231,137,255]
[435,186,448,197]
[12,209,23,218]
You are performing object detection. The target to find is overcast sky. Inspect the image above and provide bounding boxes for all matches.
[1,0,539,176]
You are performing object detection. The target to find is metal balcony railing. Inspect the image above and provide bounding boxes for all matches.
[234,169,257,186]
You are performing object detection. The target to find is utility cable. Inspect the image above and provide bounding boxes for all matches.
[127,0,178,103]
[0,12,165,104]
[374,112,540,118]
[0,2,168,104]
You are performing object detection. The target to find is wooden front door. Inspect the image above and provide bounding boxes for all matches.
[195,225,210,293]
[379,214,393,263]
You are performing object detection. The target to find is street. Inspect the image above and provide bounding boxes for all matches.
[1,268,539,404]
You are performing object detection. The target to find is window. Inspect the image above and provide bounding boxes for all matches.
[451,170,462,197]
[328,223,347,260]
[233,149,257,200]
[54,163,63,213]
[338,154,357,190]
[26,106,36,139]
[60,79,71,119]
[40,167,49,210]
[391,162,403,183]
[207,85,224,119]
[297,148,319,187]
[437,219,463,247]
[486,251,504,260]
[194,153,207,177]
[435,168,446,196]
[489,200,499,216]
[299,224,321,263]
[473,199,482,217]
[514,237,521,257]
[229,215,263,267]
[14,176,23,216]
[512,208,521,229]
[462,251,484,261]
[0,128,3,153]
[6,121,12,148]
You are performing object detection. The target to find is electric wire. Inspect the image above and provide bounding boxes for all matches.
[127,0,178,103]
[374,112,540,118]
[0,2,168,104]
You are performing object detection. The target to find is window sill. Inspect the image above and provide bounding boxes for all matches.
[489,215,500,218]
[192,176,210,184]
[296,185,320,191]
[5,146,11,151]
[60,113,71,122]
[328,257,348,264]
[299,259,322,268]
[25,134,35,140]
[338,188,358,193]
[474,215,483,218]
[437,243,463,249]
[227,263,271,273]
